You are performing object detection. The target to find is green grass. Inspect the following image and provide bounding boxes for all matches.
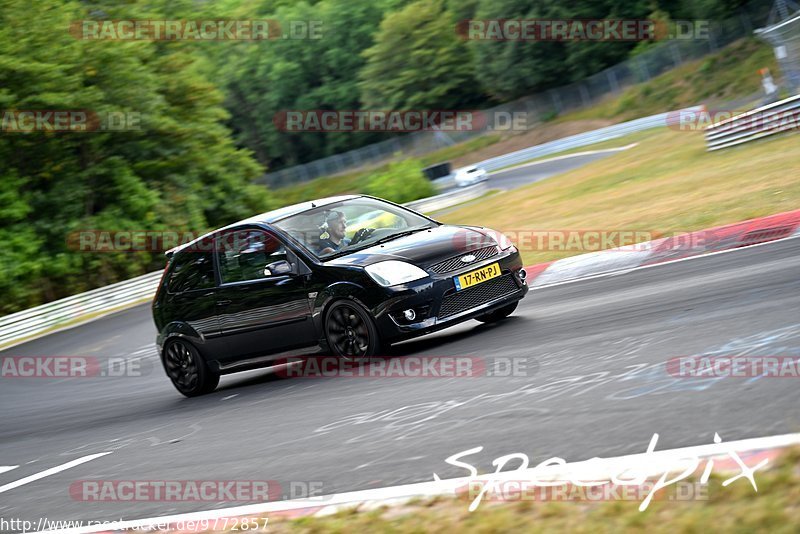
[560,38,777,123]
[245,448,800,532]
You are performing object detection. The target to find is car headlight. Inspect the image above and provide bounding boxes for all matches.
[364,260,429,287]
[489,230,515,251]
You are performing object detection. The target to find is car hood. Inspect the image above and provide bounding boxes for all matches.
[324,225,498,269]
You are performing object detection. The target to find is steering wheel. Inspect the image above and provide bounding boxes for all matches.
[350,227,376,245]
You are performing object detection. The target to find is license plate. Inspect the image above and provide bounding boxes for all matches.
[454,262,501,291]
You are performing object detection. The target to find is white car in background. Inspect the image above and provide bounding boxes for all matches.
[453,165,489,187]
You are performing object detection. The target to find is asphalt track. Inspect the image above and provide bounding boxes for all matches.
[437,148,624,194]
[1,233,799,526]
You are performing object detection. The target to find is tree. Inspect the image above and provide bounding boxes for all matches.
[358,0,480,111]
[0,0,270,313]
[211,0,397,170]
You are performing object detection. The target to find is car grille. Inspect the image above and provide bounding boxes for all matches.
[438,274,519,319]
[428,246,498,274]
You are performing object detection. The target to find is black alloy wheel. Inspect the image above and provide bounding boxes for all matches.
[324,300,380,360]
[164,339,220,397]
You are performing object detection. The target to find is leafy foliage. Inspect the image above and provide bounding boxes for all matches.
[0,0,269,313]
[363,158,436,204]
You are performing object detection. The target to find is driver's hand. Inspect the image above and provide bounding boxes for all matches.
[350,228,370,245]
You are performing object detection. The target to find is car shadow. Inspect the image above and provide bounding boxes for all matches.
[214,315,530,394]
[386,315,527,355]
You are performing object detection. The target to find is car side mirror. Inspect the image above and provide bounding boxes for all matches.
[264,260,294,277]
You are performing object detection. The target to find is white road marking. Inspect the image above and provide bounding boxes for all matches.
[0,452,112,495]
[0,465,18,475]
[490,143,639,175]
[42,432,800,534]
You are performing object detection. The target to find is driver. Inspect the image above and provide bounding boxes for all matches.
[318,211,350,255]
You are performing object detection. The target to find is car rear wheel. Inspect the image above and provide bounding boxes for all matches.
[475,302,518,324]
[163,339,220,397]
[324,300,381,360]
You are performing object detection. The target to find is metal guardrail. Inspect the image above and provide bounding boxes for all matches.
[0,106,701,350]
[405,182,489,213]
[704,94,800,151]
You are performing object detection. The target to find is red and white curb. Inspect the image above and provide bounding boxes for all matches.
[524,209,800,288]
[44,433,800,533]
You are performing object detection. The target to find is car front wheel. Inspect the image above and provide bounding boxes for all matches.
[324,300,381,360]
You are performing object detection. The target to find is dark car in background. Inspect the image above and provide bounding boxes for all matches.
[152,195,528,396]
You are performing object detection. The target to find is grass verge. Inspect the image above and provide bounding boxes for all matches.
[249,448,800,532]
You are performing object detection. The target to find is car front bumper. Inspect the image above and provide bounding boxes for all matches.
[372,249,528,344]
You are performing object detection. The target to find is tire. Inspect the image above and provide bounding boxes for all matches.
[475,301,518,324]
[163,339,220,397]
[324,300,382,360]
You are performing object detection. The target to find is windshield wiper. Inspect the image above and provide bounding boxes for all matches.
[369,225,433,247]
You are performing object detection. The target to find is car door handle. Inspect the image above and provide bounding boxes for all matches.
[216,300,231,306]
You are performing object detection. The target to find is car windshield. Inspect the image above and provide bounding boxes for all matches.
[272,197,436,260]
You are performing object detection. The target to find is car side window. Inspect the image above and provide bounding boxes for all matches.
[217,229,287,284]
[167,251,215,293]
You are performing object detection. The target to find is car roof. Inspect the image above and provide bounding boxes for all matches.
[166,194,361,257]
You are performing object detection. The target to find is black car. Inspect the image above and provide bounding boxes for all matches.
[152,195,528,396]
